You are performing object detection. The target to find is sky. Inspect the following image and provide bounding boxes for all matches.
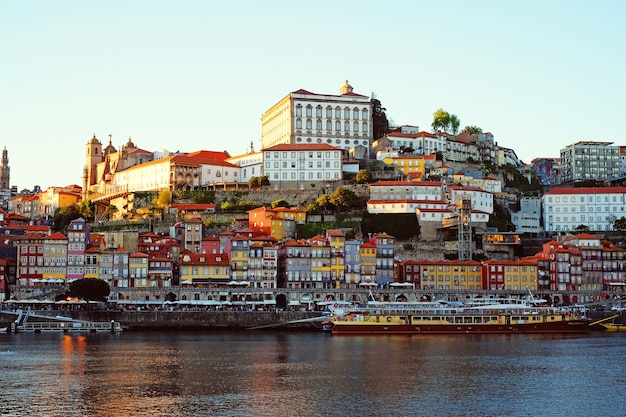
[1,1,625,191]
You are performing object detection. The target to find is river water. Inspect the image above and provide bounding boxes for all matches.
[0,331,624,417]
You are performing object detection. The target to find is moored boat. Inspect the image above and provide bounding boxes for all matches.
[327,299,590,335]
[599,322,626,332]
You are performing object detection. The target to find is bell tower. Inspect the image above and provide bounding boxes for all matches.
[0,147,9,190]
[84,134,103,198]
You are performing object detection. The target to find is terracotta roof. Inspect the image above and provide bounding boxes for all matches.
[46,232,67,240]
[544,187,626,195]
[263,143,341,152]
[371,181,443,187]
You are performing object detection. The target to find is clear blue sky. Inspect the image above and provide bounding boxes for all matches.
[1,1,624,190]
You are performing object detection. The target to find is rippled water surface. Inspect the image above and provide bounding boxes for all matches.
[1,331,625,417]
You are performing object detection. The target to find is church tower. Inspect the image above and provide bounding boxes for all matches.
[0,147,9,190]
[83,134,103,199]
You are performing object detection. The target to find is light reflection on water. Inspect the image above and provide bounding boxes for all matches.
[0,332,625,417]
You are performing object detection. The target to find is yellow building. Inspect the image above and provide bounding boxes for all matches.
[129,252,149,288]
[248,206,306,240]
[179,253,231,286]
[230,234,250,281]
[310,235,332,289]
[39,185,82,219]
[326,229,346,289]
[483,259,538,291]
[84,247,99,279]
[418,260,482,290]
[359,242,377,285]
[42,231,68,284]
[384,155,426,179]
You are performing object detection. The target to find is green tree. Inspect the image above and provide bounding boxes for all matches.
[461,125,483,134]
[355,169,373,184]
[329,187,358,211]
[271,199,290,209]
[431,108,460,134]
[52,204,82,233]
[79,200,96,222]
[575,224,590,232]
[221,201,235,211]
[68,278,110,302]
[449,114,460,135]
[156,191,172,207]
[613,217,626,231]
[248,176,261,189]
[371,96,391,139]
[103,204,119,220]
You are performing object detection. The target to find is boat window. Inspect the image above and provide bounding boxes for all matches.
[473,317,481,324]
[464,317,472,324]
[483,317,491,323]
[446,317,454,323]
[455,317,463,324]
[491,317,497,322]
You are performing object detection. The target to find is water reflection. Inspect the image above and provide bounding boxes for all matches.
[0,332,624,417]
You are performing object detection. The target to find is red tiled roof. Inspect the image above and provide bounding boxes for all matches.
[371,181,443,187]
[544,187,626,195]
[46,232,67,240]
[263,143,341,152]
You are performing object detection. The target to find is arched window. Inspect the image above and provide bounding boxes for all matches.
[316,105,322,117]
[326,119,332,130]
[306,118,312,130]
[306,105,312,117]
[344,121,350,131]
[362,121,368,132]
[362,108,369,120]
[353,108,359,119]
[326,106,332,118]
[344,107,350,119]
[295,105,302,117]
[335,107,341,118]
[296,118,302,129]
[353,121,359,132]
[335,120,341,131]
[316,119,322,130]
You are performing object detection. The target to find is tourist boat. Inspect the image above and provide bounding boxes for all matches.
[327,299,590,335]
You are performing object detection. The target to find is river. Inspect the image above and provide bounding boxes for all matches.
[0,331,624,417]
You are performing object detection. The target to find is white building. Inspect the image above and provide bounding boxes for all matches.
[543,187,626,232]
[263,143,342,190]
[261,80,372,154]
[227,149,264,185]
[511,196,542,234]
[448,186,494,215]
[368,181,445,202]
[559,141,621,183]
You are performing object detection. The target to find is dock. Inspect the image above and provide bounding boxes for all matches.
[4,310,123,333]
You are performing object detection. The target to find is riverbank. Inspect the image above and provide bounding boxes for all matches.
[0,310,325,332]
